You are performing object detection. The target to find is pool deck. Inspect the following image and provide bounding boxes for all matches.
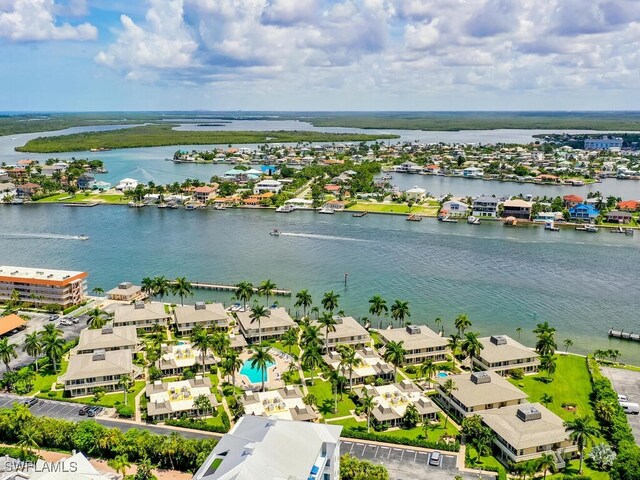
[237,348,293,390]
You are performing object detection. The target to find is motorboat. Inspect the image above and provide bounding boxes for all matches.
[544,220,560,231]
[611,226,634,236]
[184,204,198,210]
[276,204,295,213]
[77,235,89,241]
[214,204,226,210]
[270,229,281,236]
[438,215,458,223]
[406,214,422,221]
[318,206,335,214]
[467,216,481,225]
[575,224,598,232]
[352,211,368,217]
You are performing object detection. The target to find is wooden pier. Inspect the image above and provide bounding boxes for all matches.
[186,281,292,296]
[609,328,640,342]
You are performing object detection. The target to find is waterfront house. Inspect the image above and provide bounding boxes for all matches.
[480,403,578,466]
[0,182,17,200]
[242,386,318,422]
[146,376,218,421]
[435,371,528,418]
[174,302,229,335]
[562,194,584,208]
[568,203,600,221]
[74,325,139,355]
[502,199,533,220]
[533,211,563,222]
[92,181,111,191]
[41,163,67,177]
[0,169,9,181]
[192,415,342,480]
[112,301,171,332]
[16,183,41,198]
[405,186,426,202]
[253,179,282,195]
[236,307,296,343]
[472,196,499,218]
[323,347,394,386]
[192,185,218,203]
[115,178,139,191]
[605,210,632,224]
[60,349,142,397]
[617,200,640,212]
[310,315,370,350]
[463,166,484,178]
[323,200,347,210]
[157,342,216,376]
[441,200,469,217]
[474,335,539,376]
[77,173,95,190]
[106,282,144,302]
[324,184,341,194]
[378,325,448,365]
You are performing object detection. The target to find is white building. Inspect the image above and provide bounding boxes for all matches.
[253,179,282,195]
[404,186,426,202]
[193,416,342,480]
[463,166,484,178]
[0,266,87,309]
[472,196,499,218]
[115,178,139,191]
[441,200,469,217]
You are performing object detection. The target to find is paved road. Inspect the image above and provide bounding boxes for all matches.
[601,367,640,444]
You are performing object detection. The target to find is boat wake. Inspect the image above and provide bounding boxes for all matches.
[0,233,88,241]
[278,232,369,242]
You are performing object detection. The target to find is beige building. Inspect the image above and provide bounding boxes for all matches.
[157,342,215,377]
[242,386,318,422]
[74,325,139,355]
[474,335,540,375]
[236,307,296,343]
[174,302,229,335]
[60,349,142,397]
[0,266,87,309]
[146,376,218,421]
[310,315,370,350]
[480,403,578,465]
[112,301,171,332]
[106,282,144,302]
[378,325,448,364]
[435,371,528,417]
[323,347,394,386]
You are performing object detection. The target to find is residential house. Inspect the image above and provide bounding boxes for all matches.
[472,196,499,218]
[562,194,584,208]
[106,282,145,302]
[173,302,229,335]
[378,325,448,364]
[115,178,139,191]
[0,452,114,480]
[584,137,623,150]
[0,182,16,200]
[76,173,95,190]
[146,376,218,421]
[16,183,40,199]
[60,349,142,397]
[74,325,139,355]
[502,199,533,220]
[617,200,640,212]
[474,335,539,375]
[323,347,394,386]
[568,203,600,221]
[41,164,67,177]
[192,186,218,203]
[242,386,318,422]
[605,210,632,224]
[192,416,342,480]
[310,315,370,350]
[441,200,469,218]
[0,266,87,309]
[463,166,484,178]
[405,186,426,202]
[480,403,578,466]
[236,307,296,343]
[435,371,528,418]
[111,301,171,332]
[157,342,216,377]
[253,179,282,195]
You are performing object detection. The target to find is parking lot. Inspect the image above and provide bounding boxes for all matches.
[341,441,490,480]
[0,394,88,421]
[601,367,640,444]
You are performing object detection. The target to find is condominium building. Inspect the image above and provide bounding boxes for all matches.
[0,266,87,308]
[323,347,394,386]
[156,342,215,377]
[112,301,171,332]
[146,376,218,421]
[310,315,370,350]
[242,386,318,422]
[378,325,448,364]
[173,302,229,335]
[474,335,540,375]
[74,325,139,355]
[193,416,342,480]
[236,307,296,343]
[106,282,144,302]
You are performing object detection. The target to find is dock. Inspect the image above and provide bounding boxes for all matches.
[185,281,292,296]
[64,202,99,207]
[608,329,640,342]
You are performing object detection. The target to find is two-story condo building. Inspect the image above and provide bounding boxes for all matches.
[242,386,318,422]
[112,301,172,332]
[236,307,296,343]
[0,266,87,309]
[310,315,370,350]
[474,335,540,376]
[173,302,229,335]
[74,325,139,355]
[472,196,500,218]
[146,376,218,421]
[323,347,394,386]
[157,342,216,377]
[378,325,448,364]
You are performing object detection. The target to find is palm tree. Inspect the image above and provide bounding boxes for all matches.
[151,276,171,300]
[250,303,269,344]
[301,345,323,380]
[141,277,154,298]
[447,334,462,359]
[171,277,193,306]
[460,331,484,366]
[337,345,361,390]
[301,325,323,350]
[382,340,406,381]
[222,349,243,390]
[361,391,375,433]
[440,378,457,429]
[0,338,17,372]
[23,332,42,372]
[42,322,62,339]
[535,332,557,356]
[91,287,104,296]
[541,393,554,406]
[325,368,346,413]
[563,338,573,354]
[390,300,411,327]
[294,289,313,320]
[235,281,254,311]
[564,415,599,474]
[193,394,212,419]
[418,358,437,388]
[281,328,298,355]
[515,326,522,341]
[321,291,340,313]
[537,453,556,480]
[88,308,111,329]
[434,317,443,335]
[533,321,556,337]
[257,279,277,307]
[118,374,133,406]
[40,328,65,372]
[540,354,557,381]
[368,295,388,329]
[454,313,472,335]
[17,425,41,455]
[108,454,132,477]
[191,326,213,374]
[317,312,337,355]
[249,345,275,392]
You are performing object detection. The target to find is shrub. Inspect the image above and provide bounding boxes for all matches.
[588,442,617,470]
[509,368,524,380]
[404,365,417,374]
[341,428,459,452]
[116,404,134,418]
[165,417,230,434]
[40,387,50,394]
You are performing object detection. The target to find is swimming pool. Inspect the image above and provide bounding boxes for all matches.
[240,359,276,384]
[437,372,448,378]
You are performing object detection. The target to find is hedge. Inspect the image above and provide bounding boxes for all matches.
[562,475,592,480]
[340,428,460,452]
[481,465,507,480]
[165,414,230,434]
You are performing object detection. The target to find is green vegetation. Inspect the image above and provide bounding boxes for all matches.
[346,202,438,215]
[38,380,145,409]
[340,454,389,480]
[340,426,460,452]
[16,124,398,153]
[306,378,356,419]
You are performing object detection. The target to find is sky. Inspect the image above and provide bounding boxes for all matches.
[2,0,640,111]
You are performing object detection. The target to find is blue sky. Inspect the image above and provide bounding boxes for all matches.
[2,0,640,111]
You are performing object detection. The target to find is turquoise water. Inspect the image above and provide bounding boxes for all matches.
[1,204,639,365]
[437,372,449,378]
[240,359,275,384]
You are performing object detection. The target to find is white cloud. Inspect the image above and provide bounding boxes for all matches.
[0,0,96,41]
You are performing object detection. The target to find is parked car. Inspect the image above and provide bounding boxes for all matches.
[22,398,39,407]
[60,320,72,326]
[48,314,59,321]
[78,406,89,416]
[618,394,628,402]
[71,318,80,324]
[620,402,640,415]
[429,451,442,466]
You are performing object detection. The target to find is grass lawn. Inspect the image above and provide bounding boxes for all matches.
[306,379,356,419]
[43,380,145,408]
[204,407,228,430]
[465,446,504,472]
[346,202,438,216]
[333,413,458,443]
[36,193,74,202]
[548,459,609,480]
[508,355,594,420]
[29,358,69,395]
[269,340,300,357]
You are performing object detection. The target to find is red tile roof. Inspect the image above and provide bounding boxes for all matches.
[562,194,583,202]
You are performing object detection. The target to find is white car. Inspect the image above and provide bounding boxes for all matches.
[618,394,628,403]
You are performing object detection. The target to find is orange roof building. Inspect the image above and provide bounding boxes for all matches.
[617,200,640,211]
[0,314,26,337]
[0,266,87,309]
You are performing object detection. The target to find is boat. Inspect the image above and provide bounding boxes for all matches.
[270,229,281,236]
[575,224,598,232]
[381,174,393,181]
[168,203,179,209]
[214,204,226,210]
[406,214,422,222]
[185,204,198,210]
[544,220,560,232]
[438,215,458,223]
[611,226,635,236]
[626,229,635,236]
[318,206,335,214]
[352,211,368,217]
[77,235,89,241]
[467,216,481,225]
[276,204,295,213]
[157,203,168,209]
[128,202,144,208]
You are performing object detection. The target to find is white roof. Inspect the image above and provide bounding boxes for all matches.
[0,266,85,282]
[31,452,112,479]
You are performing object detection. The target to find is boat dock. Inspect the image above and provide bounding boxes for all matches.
[186,281,292,296]
[609,329,640,342]
[64,202,99,207]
